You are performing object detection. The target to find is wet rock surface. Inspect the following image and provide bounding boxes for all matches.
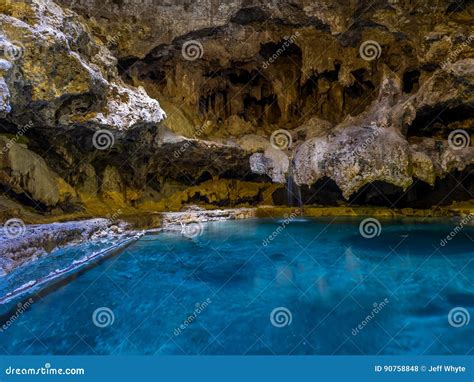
[0,0,472,221]
[0,218,130,274]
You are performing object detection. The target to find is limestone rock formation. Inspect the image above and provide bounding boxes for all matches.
[0,0,165,130]
[0,136,77,207]
[0,0,472,218]
[292,64,474,198]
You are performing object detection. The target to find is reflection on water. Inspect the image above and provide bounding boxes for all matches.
[0,217,472,355]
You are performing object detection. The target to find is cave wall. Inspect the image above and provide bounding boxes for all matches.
[0,0,473,220]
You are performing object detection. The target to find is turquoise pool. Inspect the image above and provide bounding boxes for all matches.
[0,217,473,355]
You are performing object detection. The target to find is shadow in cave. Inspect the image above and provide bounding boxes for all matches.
[405,105,474,138]
[272,166,473,208]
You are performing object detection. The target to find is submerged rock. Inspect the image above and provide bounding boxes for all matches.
[0,218,129,274]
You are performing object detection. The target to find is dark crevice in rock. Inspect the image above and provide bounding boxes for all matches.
[0,185,49,213]
[240,173,273,183]
[195,171,213,184]
[124,17,389,131]
[350,167,474,208]
[173,26,226,45]
[338,21,388,48]
[145,173,161,191]
[272,166,473,208]
[2,0,473,217]
[272,177,344,206]
[402,69,420,93]
[231,7,269,24]
[0,119,20,133]
[446,0,471,13]
[406,105,474,138]
[189,193,259,207]
[55,94,101,125]
[117,57,140,76]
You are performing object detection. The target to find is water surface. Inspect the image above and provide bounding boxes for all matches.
[0,217,473,355]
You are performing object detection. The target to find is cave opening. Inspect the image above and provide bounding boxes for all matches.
[405,105,474,138]
[0,185,49,213]
[272,166,474,208]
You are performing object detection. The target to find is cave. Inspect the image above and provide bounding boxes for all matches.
[406,104,474,138]
[271,166,474,209]
[0,0,473,365]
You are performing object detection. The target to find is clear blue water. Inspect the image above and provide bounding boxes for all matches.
[0,217,473,355]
